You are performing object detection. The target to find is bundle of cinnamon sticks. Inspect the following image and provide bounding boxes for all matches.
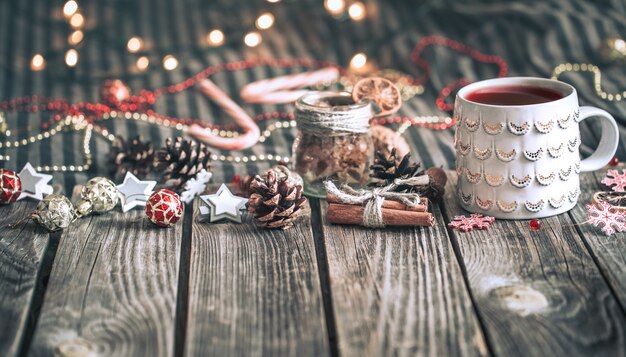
[327,193,434,227]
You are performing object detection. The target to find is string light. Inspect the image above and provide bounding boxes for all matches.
[324,0,345,15]
[65,49,78,67]
[162,55,178,71]
[136,56,150,71]
[267,0,280,2]
[68,30,84,45]
[244,32,262,47]
[63,0,78,18]
[348,2,366,21]
[350,52,367,70]
[127,36,144,53]
[207,29,225,46]
[256,13,275,30]
[69,13,84,28]
[31,54,46,71]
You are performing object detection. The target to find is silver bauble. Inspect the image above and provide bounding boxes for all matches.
[32,194,76,232]
[76,177,119,216]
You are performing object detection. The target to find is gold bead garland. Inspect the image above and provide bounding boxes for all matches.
[551,63,626,102]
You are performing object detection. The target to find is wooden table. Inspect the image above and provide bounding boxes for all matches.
[1,170,625,357]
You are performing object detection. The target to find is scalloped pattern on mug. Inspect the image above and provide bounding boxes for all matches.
[465,168,482,184]
[535,119,554,133]
[559,166,572,181]
[495,148,516,162]
[465,116,480,132]
[574,161,581,174]
[568,135,579,152]
[476,196,493,210]
[497,200,518,212]
[460,190,473,205]
[523,148,544,161]
[573,108,580,122]
[549,194,565,208]
[558,114,573,129]
[474,146,492,160]
[456,163,463,177]
[568,188,580,203]
[458,141,471,156]
[507,121,530,135]
[510,174,532,188]
[483,121,504,135]
[485,173,505,187]
[524,199,545,212]
[548,143,564,158]
[536,171,556,185]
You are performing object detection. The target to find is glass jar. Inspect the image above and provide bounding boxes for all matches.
[292,92,374,197]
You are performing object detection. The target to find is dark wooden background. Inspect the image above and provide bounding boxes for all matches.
[1,169,626,356]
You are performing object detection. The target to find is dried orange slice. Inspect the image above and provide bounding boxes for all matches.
[352,77,402,117]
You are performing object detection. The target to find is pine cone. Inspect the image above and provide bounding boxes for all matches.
[106,135,154,180]
[369,149,423,190]
[368,148,444,200]
[247,170,307,229]
[154,137,212,193]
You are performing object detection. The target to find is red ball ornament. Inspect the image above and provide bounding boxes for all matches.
[609,156,620,167]
[529,219,542,231]
[100,79,131,105]
[145,189,184,227]
[0,169,22,204]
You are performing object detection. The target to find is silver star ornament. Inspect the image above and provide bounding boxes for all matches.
[17,162,53,201]
[199,184,247,223]
[116,172,157,212]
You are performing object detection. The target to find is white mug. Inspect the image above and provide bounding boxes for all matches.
[454,77,619,219]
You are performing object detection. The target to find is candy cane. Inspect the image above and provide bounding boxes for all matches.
[240,67,340,104]
[188,79,260,150]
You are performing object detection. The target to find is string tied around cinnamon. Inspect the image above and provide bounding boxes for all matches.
[324,177,426,228]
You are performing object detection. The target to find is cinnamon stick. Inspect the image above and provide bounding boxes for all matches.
[327,203,434,227]
[326,193,428,212]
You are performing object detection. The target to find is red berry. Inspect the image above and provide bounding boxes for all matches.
[232,175,241,185]
[529,219,541,231]
[609,156,620,167]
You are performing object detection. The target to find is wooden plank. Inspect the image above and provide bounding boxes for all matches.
[317,199,488,356]
[443,171,626,356]
[569,170,626,306]
[0,200,53,357]
[184,198,329,356]
[29,187,184,356]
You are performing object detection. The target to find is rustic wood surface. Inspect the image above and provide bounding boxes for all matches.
[568,171,626,307]
[0,170,625,356]
[315,199,487,356]
[443,173,626,357]
[28,187,184,357]
[0,200,53,357]
[185,199,329,357]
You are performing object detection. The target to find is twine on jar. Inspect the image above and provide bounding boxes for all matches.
[324,177,426,228]
[296,92,373,136]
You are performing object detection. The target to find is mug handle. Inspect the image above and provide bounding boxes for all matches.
[578,106,620,172]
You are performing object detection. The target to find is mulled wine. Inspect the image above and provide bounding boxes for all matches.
[465,85,564,105]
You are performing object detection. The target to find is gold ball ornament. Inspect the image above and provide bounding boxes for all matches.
[32,194,76,232]
[76,177,119,217]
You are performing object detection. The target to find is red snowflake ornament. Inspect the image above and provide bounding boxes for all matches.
[448,214,495,232]
[601,169,626,192]
[145,189,184,227]
[585,201,626,236]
